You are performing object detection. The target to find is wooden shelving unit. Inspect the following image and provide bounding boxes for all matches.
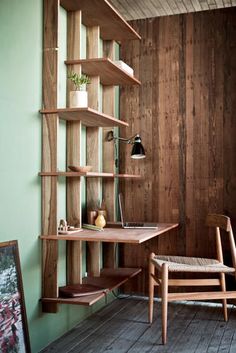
[41,0,141,312]
[60,0,141,41]
[39,171,142,179]
[39,107,128,127]
[65,58,141,85]
[41,268,141,306]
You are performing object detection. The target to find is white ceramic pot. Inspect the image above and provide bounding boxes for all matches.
[69,90,88,108]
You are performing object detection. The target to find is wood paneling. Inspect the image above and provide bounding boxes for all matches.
[119,8,236,294]
[110,0,235,20]
[223,8,236,236]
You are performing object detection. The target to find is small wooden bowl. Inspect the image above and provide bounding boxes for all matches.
[68,165,92,173]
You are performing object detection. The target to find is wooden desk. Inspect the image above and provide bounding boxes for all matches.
[40,223,178,243]
[41,223,178,306]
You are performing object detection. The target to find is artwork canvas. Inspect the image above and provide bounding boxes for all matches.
[0,240,31,353]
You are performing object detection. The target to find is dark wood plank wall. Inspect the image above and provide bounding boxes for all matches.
[119,8,236,295]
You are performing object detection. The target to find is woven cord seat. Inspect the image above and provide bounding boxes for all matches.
[152,255,235,273]
[148,214,236,345]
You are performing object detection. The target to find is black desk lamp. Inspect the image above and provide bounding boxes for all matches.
[107,131,146,159]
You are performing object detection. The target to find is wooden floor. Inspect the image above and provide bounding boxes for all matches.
[40,297,236,353]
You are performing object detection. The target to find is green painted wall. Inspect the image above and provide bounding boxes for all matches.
[0,1,119,352]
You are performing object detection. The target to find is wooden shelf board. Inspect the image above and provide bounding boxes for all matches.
[41,267,141,306]
[65,58,141,86]
[39,171,142,179]
[40,107,128,127]
[40,224,179,244]
[60,0,141,41]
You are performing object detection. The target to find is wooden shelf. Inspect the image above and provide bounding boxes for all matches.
[65,58,141,86]
[60,0,141,41]
[39,171,142,179]
[40,107,128,127]
[41,268,141,306]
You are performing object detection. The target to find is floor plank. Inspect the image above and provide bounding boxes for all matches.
[40,298,236,353]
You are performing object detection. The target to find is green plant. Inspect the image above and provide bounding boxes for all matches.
[68,72,90,90]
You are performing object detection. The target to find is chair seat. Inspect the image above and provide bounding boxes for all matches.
[152,255,235,273]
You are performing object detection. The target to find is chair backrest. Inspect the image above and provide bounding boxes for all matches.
[206,214,231,231]
[206,214,236,277]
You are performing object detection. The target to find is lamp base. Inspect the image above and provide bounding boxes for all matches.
[106,130,114,141]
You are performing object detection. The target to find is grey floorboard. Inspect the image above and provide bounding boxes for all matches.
[40,298,236,353]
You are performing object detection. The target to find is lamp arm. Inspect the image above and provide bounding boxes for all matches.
[113,136,128,142]
[107,131,139,144]
[106,130,139,144]
[115,136,132,144]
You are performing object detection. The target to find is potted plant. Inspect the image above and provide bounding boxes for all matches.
[68,71,90,108]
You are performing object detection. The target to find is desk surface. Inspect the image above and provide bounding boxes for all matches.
[41,223,178,244]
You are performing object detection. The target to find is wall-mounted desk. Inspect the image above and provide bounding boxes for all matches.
[41,223,178,307]
[40,223,178,243]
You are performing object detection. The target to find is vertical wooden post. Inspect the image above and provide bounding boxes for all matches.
[148,252,155,323]
[102,40,117,268]
[161,263,168,345]
[42,0,59,313]
[66,11,83,285]
[86,26,101,277]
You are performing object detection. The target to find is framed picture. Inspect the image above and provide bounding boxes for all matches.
[0,240,31,353]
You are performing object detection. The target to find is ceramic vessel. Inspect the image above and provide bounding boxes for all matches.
[97,209,107,220]
[69,90,88,108]
[95,211,106,228]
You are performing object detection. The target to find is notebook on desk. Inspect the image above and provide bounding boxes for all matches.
[118,193,158,229]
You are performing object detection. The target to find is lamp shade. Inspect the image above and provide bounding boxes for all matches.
[131,135,146,159]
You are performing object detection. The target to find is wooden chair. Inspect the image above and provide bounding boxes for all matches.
[149,214,236,344]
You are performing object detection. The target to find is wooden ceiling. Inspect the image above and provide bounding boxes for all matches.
[109,0,236,20]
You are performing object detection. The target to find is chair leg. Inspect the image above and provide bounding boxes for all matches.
[149,253,156,324]
[162,263,168,345]
[220,273,228,321]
